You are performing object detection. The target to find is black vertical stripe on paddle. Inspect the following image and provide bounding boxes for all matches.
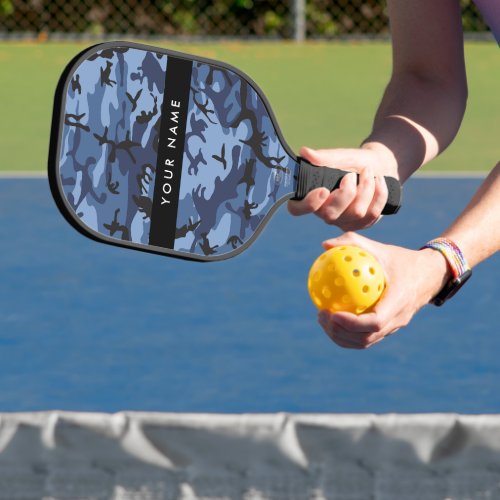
[149,57,193,249]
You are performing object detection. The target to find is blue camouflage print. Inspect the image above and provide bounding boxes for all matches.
[59,47,165,247]
[175,61,297,257]
[58,43,299,259]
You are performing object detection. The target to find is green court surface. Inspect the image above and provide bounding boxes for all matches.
[0,40,497,173]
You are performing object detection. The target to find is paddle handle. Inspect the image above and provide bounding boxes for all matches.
[292,157,402,215]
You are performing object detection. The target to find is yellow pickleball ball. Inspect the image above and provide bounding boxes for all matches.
[308,245,385,314]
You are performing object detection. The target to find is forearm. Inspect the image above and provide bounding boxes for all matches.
[418,162,500,303]
[362,73,467,182]
[441,162,500,267]
[360,0,467,183]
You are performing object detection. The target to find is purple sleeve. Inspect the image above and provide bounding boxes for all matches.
[473,0,500,45]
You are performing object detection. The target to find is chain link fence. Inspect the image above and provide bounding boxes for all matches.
[0,0,491,40]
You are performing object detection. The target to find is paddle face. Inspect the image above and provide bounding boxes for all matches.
[49,41,299,262]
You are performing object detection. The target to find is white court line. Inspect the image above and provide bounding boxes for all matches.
[414,170,487,178]
[0,170,489,179]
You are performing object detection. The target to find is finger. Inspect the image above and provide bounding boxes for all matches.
[299,146,324,165]
[372,174,389,213]
[329,311,385,335]
[299,146,367,171]
[363,174,389,224]
[343,164,376,220]
[319,310,392,349]
[315,172,358,224]
[329,316,390,349]
[322,231,369,251]
[385,328,400,337]
[319,311,371,349]
[332,295,401,339]
[327,326,380,349]
[360,328,399,348]
[317,310,333,330]
[299,146,392,224]
[330,324,371,348]
[339,213,383,232]
[364,335,386,348]
[329,168,388,231]
[288,187,330,216]
[320,321,365,349]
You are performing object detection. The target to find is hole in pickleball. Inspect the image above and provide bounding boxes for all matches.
[369,267,376,275]
[362,285,369,293]
[352,269,360,277]
[322,286,332,299]
[313,294,322,308]
[359,251,366,257]
[334,277,344,286]
[342,295,351,304]
[313,271,321,282]
[344,256,352,262]
[378,284,382,291]
[356,306,366,314]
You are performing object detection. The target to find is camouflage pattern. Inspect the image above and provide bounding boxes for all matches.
[57,43,299,259]
[176,60,298,257]
[59,46,166,247]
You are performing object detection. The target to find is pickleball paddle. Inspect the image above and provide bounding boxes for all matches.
[48,41,401,262]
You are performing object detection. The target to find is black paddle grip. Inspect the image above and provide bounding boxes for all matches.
[292,158,402,215]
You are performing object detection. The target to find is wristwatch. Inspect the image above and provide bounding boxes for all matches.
[421,238,472,306]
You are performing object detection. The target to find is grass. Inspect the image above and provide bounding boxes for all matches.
[0,40,497,172]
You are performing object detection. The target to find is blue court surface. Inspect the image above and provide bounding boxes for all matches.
[0,176,498,413]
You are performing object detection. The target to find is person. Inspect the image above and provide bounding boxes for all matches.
[287,0,499,349]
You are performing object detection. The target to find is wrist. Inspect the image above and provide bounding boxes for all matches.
[417,248,453,304]
[361,141,399,178]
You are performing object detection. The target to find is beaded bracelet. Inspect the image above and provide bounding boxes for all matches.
[420,237,472,306]
[421,238,470,278]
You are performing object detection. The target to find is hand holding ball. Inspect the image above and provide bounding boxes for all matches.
[308,245,385,314]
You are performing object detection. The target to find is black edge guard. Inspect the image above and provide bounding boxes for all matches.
[292,158,402,215]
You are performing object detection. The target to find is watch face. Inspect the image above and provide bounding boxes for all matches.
[432,269,472,306]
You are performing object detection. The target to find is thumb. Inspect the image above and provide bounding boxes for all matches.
[299,147,365,170]
[322,231,369,250]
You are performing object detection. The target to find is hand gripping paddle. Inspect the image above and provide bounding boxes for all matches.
[49,41,401,262]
